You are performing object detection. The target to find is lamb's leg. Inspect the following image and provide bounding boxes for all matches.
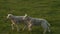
[11,20,16,31]
[22,25,27,31]
[28,24,32,31]
[43,29,47,34]
[15,24,19,31]
[11,24,14,30]
[41,23,47,34]
[48,27,51,32]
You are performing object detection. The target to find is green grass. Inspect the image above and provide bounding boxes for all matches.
[0,0,60,34]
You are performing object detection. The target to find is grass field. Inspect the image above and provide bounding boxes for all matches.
[0,0,60,34]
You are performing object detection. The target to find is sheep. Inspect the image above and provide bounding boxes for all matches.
[23,14,51,34]
[7,14,26,31]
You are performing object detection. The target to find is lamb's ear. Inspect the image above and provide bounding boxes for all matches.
[24,13,27,17]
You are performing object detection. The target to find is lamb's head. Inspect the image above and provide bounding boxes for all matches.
[7,14,13,19]
[23,14,28,20]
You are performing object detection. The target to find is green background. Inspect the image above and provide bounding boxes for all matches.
[0,0,60,34]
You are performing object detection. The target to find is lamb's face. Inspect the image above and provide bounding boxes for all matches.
[7,14,12,19]
[23,14,28,20]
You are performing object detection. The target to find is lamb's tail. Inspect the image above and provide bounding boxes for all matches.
[46,22,51,32]
[47,22,50,27]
